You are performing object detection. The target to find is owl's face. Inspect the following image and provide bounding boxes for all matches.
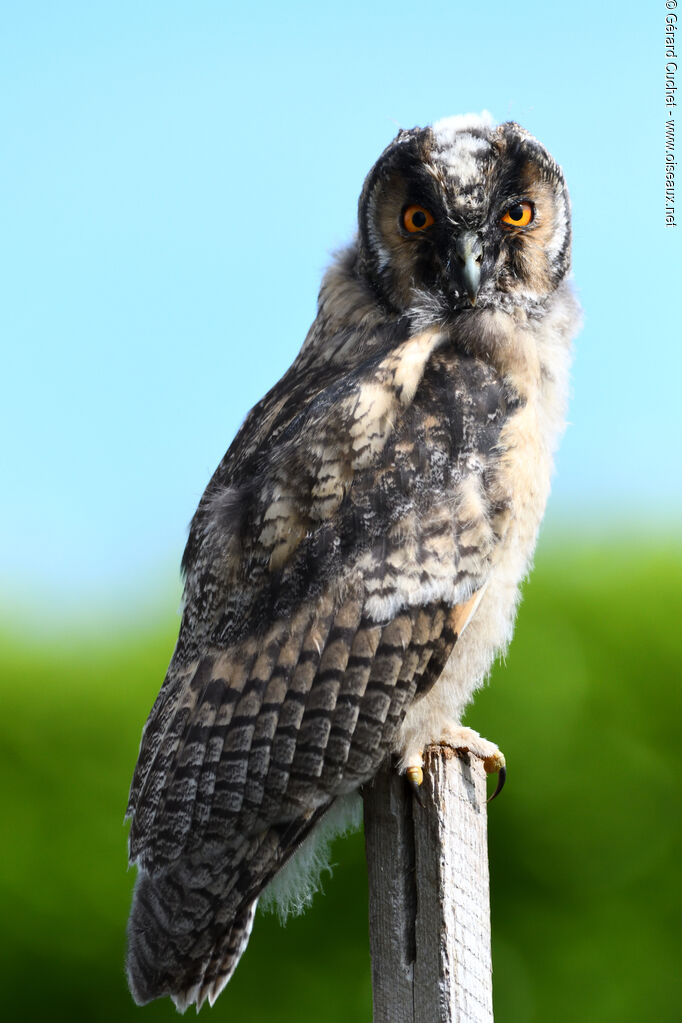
[357,114,572,317]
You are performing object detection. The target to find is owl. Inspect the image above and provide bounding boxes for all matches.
[125,112,580,1010]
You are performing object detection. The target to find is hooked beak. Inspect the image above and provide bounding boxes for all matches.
[454,231,483,306]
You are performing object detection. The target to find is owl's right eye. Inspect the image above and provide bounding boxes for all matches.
[402,205,435,233]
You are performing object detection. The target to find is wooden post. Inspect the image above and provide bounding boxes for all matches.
[363,746,494,1023]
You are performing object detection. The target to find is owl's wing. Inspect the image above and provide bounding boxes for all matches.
[127,325,515,870]
[125,326,516,1005]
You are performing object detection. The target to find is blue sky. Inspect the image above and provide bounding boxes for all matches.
[1,1,679,618]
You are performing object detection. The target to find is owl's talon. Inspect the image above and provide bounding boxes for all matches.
[407,775,425,806]
[405,760,425,805]
[486,764,506,802]
[482,748,506,801]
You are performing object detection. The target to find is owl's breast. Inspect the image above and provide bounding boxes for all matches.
[495,400,553,561]
[395,386,558,748]
[490,312,572,568]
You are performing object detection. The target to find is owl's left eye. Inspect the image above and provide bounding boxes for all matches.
[501,201,534,227]
[402,205,435,233]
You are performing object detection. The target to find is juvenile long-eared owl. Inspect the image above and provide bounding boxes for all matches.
[126,112,580,1010]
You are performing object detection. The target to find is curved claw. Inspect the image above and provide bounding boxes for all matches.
[486,764,506,803]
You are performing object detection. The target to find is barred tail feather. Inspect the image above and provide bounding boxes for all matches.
[200,900,258,1009]
[126,807,332,1010]
[126,850,258,1011]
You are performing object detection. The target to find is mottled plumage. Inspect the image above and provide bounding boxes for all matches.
[125,112,580,1010]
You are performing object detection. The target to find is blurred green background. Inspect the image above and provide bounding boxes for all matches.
[2,535,680,1022]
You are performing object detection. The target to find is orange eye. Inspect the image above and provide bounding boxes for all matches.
[501,201,533,227]
[403,204,434,233]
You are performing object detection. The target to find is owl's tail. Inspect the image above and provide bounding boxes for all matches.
[126,810,330,1010]
[126,858,257,1011]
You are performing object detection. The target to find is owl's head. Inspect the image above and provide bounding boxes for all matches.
[356,113,572,318]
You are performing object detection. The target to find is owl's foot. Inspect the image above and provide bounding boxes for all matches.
[439,725,506,801]
[402,726,506,802]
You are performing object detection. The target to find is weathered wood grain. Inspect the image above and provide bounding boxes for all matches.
[363,746,493,1023]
